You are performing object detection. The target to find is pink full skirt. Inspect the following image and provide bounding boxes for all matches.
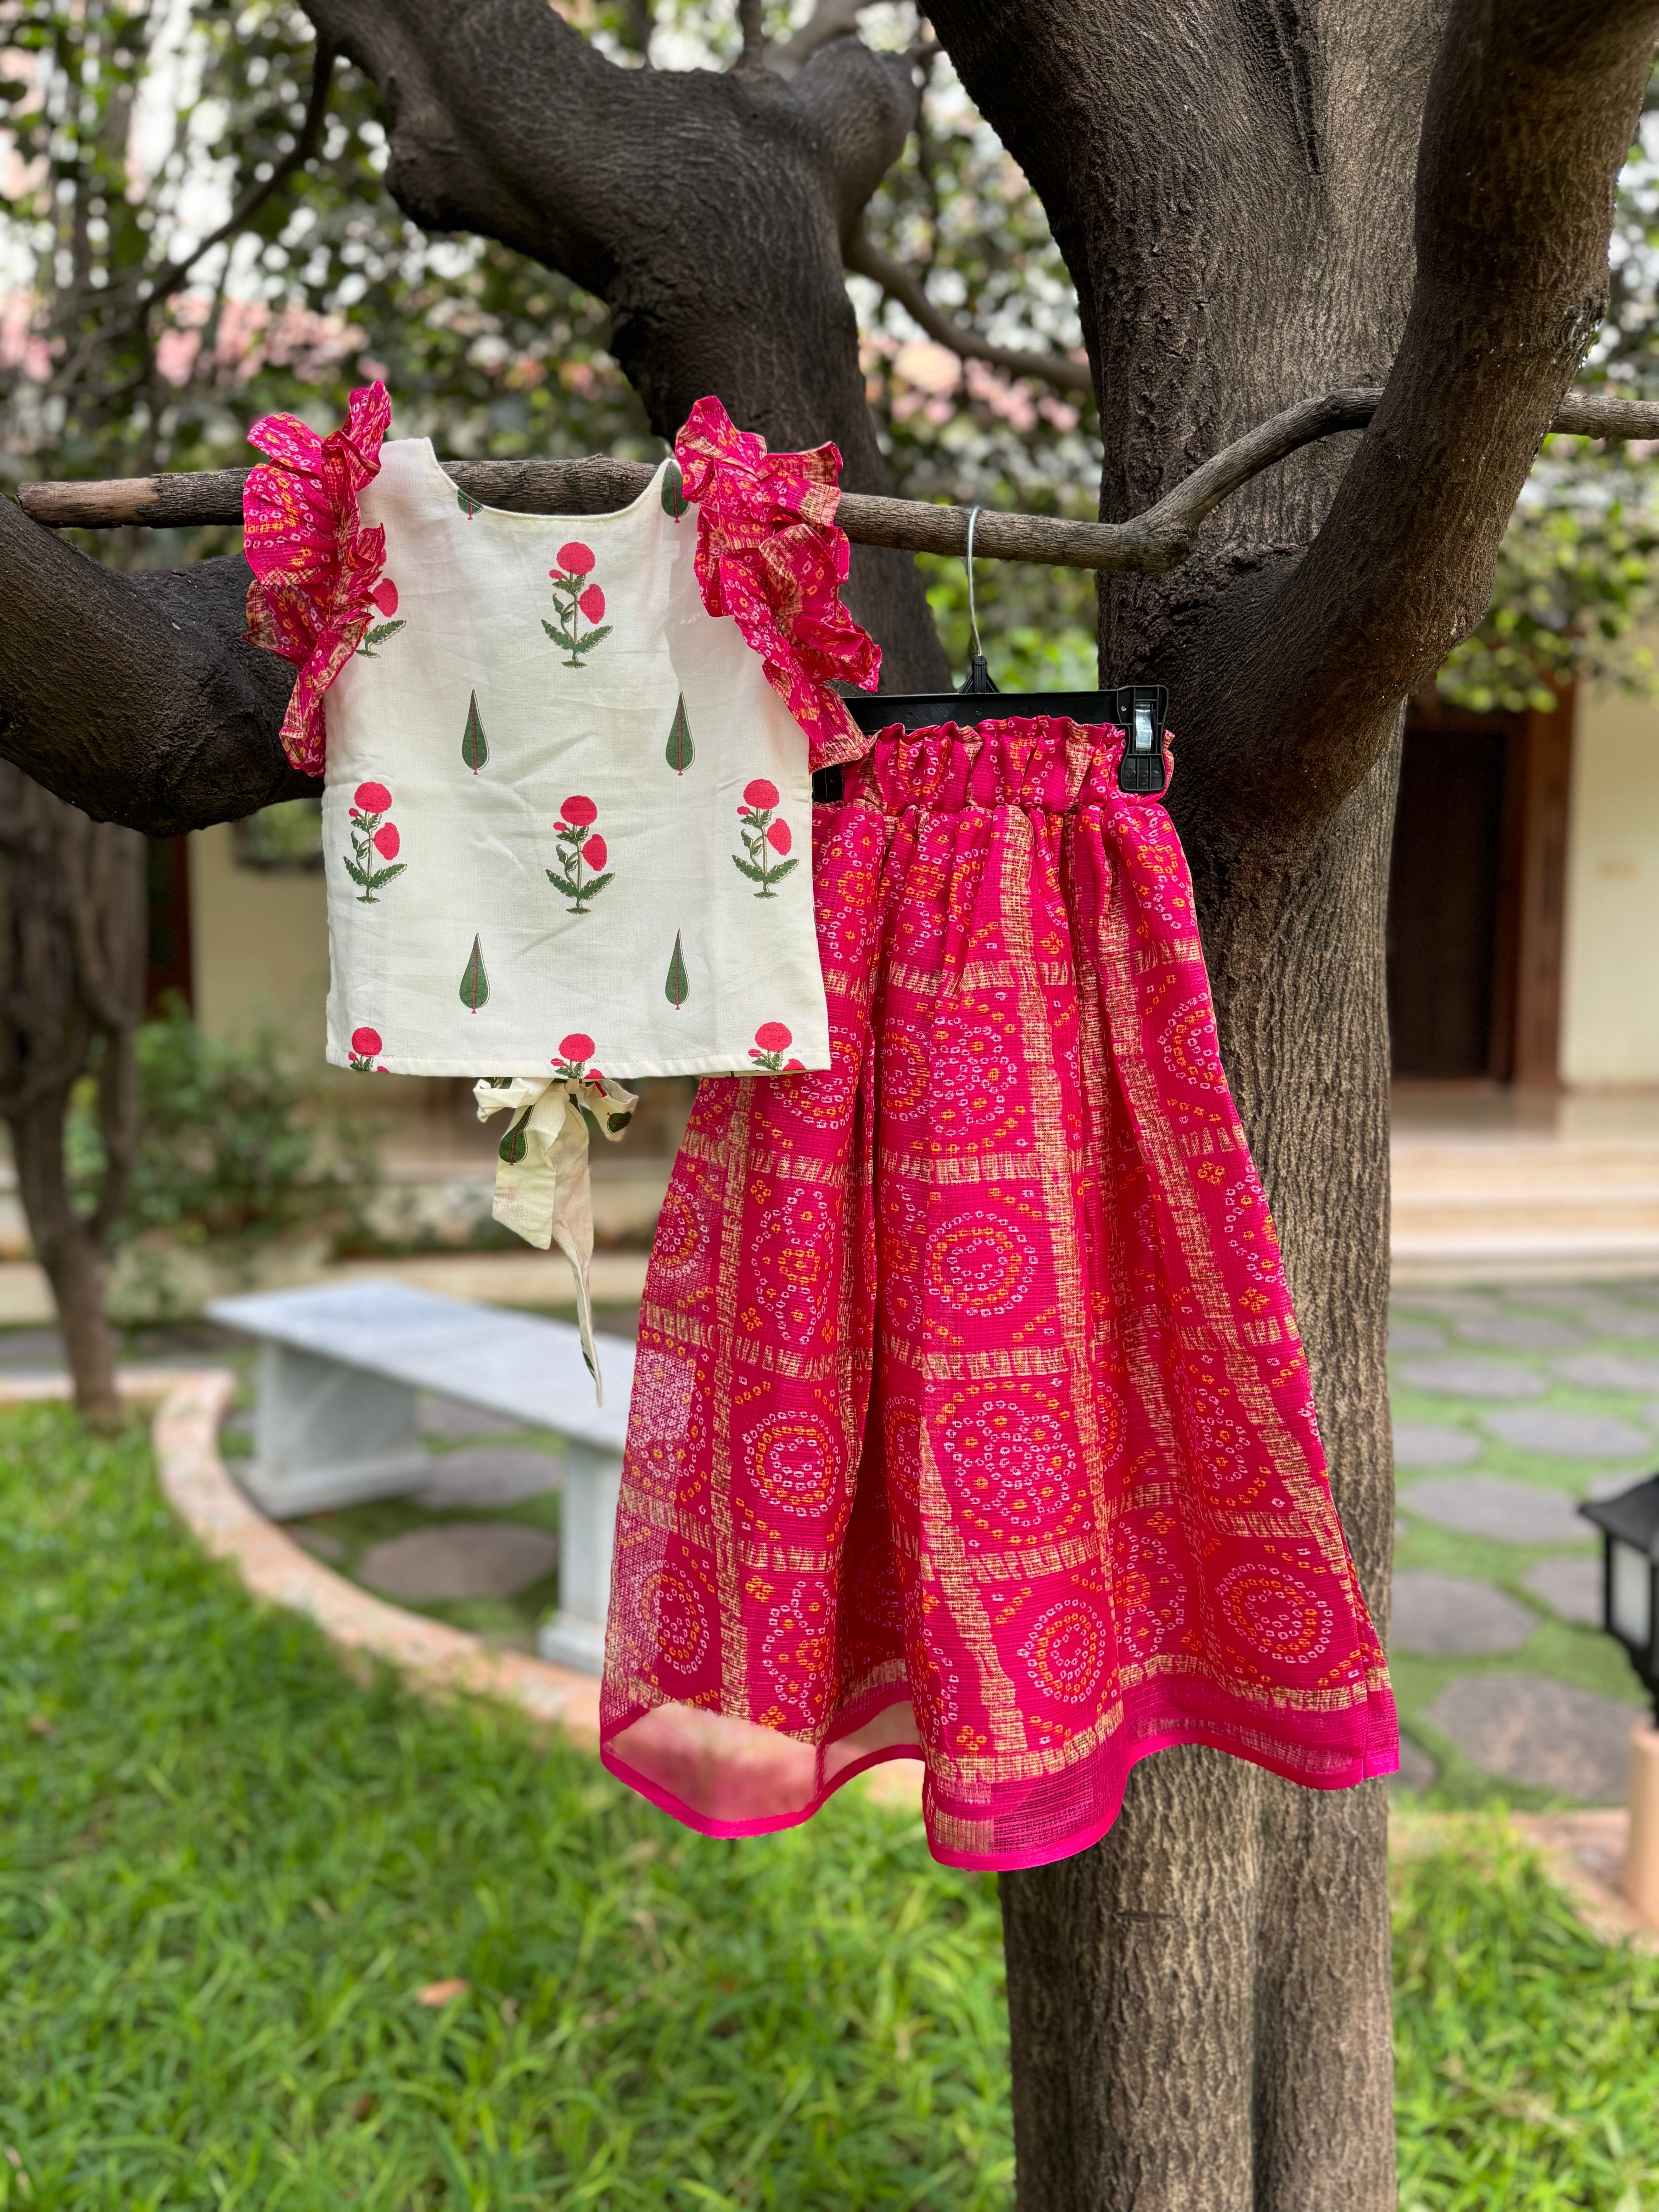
[600,716,1397,1871]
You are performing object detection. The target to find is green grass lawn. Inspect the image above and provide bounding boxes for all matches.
[3,1405,1659,2209]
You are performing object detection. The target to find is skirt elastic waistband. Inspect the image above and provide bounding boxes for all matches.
[815,716,1146,815]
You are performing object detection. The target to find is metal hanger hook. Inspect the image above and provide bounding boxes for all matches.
[965,503,986,666]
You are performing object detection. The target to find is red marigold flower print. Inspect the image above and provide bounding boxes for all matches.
[548,800,615,914]
[560,1032,595,1061]
[348,1025,383,1071]
[544,544,612,668]
[357,580,405,657]
[733,781,799,899]
[749,1020,797,1074]
[345,785,404,904]
[370,578,399,617]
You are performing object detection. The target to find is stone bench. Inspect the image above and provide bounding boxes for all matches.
[207,1279,633,1674]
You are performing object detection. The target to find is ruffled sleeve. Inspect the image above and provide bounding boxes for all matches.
[242,382,392,776]
[672,398,881,769]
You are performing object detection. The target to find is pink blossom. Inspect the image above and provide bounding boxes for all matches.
[370,578,399,617]
[350,1026,382,1056]
[744,778,780,811]
[578,584,606,623]
[560,795,598,827]
[582,834,607,871]
[556,541,596,577]
[754,1021,792,1052]
[559,1032,594,1063]
[354,781,391,812]
[373,823,400,859]
[766,819,792,856]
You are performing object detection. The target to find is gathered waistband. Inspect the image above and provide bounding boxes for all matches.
[827,715,1163,816]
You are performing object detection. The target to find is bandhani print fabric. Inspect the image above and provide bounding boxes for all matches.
[602,716,1398,1872]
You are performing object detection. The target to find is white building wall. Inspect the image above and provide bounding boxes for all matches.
[1562,674,1659,1084]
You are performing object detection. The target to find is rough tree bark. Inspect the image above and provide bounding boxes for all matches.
[0,0,1654,2200]
[927,1,1659,2205]
[0,769,145,1428]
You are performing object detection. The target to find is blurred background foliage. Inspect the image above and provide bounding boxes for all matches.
[2,2,1659,711]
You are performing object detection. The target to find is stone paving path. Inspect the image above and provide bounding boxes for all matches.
[1388,1282,1654,1805]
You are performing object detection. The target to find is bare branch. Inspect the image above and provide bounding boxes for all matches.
[619,0,653,63]
[735,0,767,71]
[22,383,1659,567]
[846,218,1094,395]
[771,0,869,72]
[144,44,337,307]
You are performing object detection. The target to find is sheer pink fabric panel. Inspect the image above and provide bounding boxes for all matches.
[601,717,1397,1871]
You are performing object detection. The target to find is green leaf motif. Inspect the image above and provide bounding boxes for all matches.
[344,857,369,888]
[499,1123,529,1166]
[665,694,694,775]
[462,691,488,774]
[661,458,688,520]
[664,930,689,1008]
[365,862,406,891]
[358,619,405,655]
[457,488,481,519]
[580,623,614,651]
[542,619,578,651]
[459,934,489,1012]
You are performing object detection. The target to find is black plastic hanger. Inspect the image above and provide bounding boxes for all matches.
[814,505,1169,801]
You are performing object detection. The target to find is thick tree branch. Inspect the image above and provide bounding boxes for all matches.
[1223,0,1659,830]
[846,218,1094,394]
[770,2,871,74]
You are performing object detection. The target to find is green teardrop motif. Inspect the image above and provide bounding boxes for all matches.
[664,930,689,1009]
[459,934,489,1012]
[661,457,688,520]
[665,693,694,775]
[462,690,488,774]
[457,487,481,519]
[499,1122,528,1165]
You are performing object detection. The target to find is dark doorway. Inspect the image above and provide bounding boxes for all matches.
[145,835,193,1010]
[1386,692,1573,1085]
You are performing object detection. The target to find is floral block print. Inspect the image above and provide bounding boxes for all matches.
[343,781,405,903]
[348,1025,385,1072]
[547,795,615,915]
[552,1030,595,1081]
[748,1021,804,1073]
[459,934,489,1011]
[664,931,690,1009]
[543,541,613,668]
[600,716,1398,1875]
[355,577,405,656]
[732,778,797,898]
[461,691,489,773]
[665,694,694,776]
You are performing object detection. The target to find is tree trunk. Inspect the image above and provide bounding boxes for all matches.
[0,766,146,1430]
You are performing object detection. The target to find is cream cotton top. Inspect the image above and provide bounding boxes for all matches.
[244,386,882,1384]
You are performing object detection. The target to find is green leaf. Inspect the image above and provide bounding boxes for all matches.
[498,1123,528,1166]
[343,857,369,888]
[459,934,489,1011]
[661,457,688,519]
[461,691,488,773]
[665,694,694,775]
[457,488,481,519]
[577,623,613,651]
[366,863,407,891]
[363,620,405,646]
[732,855,768,884]
[581,871,616,899]
[765,857,799,884]
[542,620,578,650]
[546,872,581,900]
[664,930,689,1008]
